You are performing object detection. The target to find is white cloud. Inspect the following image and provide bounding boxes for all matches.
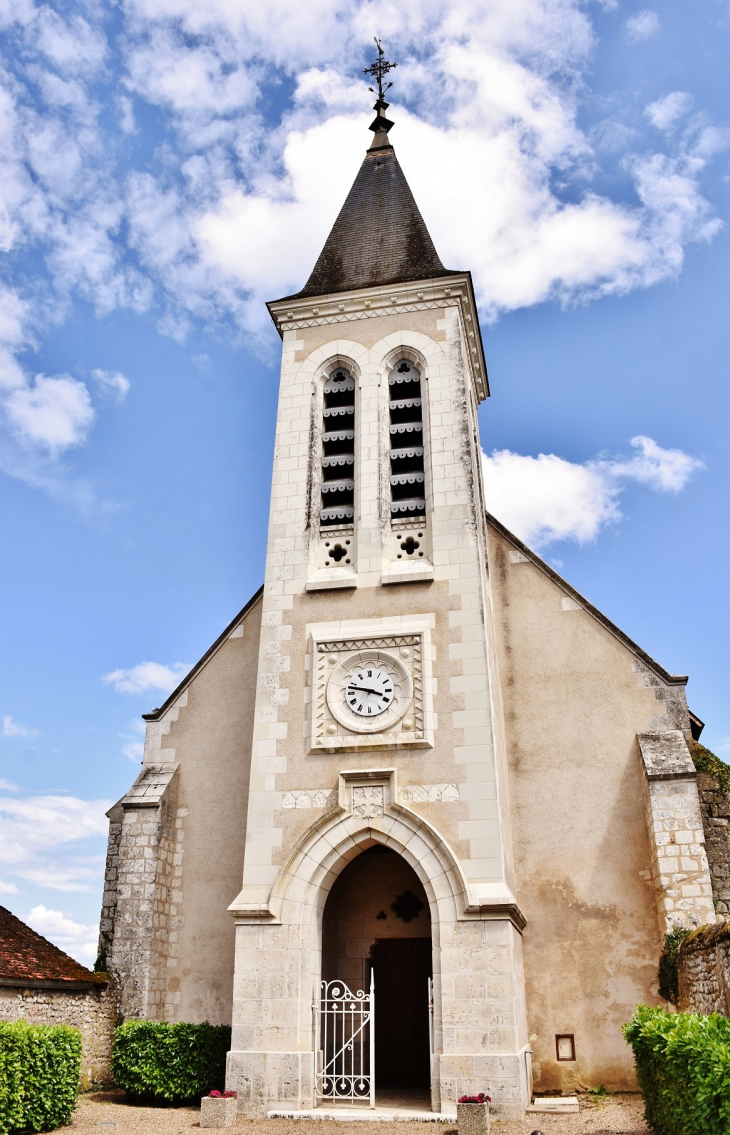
[626,10,659,42]
[119,718,146,762]
[484,448,619,546]
[4,374,95,451]
[122,741,144,762]
[0,880,19,894]
[91,368,131,402]
[0,286,129,502]
[0,286,30,391]
[25,904,99,965]
[482,436,703,548]
[118,718,146,762]
[117,95,137,135]
[103,660,190,695]
[34,9,107,76]
[1,715,38,738]
[609,435,704,491]
[645,92,693,132]
[0,793,111,891]
[177,26,727,327]
[0,0,725,436]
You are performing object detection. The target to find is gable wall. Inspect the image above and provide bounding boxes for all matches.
[487,524,687,1092]
[152,595,263,1024]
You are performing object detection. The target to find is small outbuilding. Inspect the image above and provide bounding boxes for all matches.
[0,905,117,1088]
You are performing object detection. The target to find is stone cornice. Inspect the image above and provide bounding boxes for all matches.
[267,272,489,403]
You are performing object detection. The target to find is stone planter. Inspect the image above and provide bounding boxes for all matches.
[200,1095,237,1128]
[457,1101,490,1135]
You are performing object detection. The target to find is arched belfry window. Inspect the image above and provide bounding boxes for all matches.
[320,366,355,527]
[389,360,425,520]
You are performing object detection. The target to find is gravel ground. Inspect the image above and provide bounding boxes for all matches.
[70,1092,649,1135]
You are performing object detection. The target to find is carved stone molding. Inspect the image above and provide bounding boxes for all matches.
[281,790,337,810]
[352,785,385,818]
[399,783,459,804]
[281,782,459,809]
[308,620,433,754]
[267,272,488,402]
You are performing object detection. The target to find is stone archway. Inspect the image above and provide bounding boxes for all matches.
[228,770,529,1117]
[322,844,433,1096]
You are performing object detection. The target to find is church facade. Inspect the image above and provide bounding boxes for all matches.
[99,95,714,1119]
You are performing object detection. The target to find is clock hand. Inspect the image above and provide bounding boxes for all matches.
[347,685,381,696]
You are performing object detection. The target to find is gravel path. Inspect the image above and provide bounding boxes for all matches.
[70,1092,649,1135]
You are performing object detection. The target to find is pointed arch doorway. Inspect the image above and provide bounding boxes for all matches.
[321,844,433,1105]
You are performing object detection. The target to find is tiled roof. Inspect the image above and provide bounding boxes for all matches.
[289,144,459,299]
[0,905,102,985]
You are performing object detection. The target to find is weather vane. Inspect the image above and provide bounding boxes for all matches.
[363,37,397,101]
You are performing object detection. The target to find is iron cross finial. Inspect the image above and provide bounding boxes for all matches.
[363,37,397,101]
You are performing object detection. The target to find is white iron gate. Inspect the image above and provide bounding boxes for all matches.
[314,973,374,1107]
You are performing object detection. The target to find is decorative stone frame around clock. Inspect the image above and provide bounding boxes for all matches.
[307,618,434,753]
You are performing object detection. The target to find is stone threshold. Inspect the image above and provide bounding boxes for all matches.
[267,1110,456,1122]
[527,1097,580,1114]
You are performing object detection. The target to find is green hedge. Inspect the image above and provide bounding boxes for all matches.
[623,1004,730,1134]
[111,1021,231,1103]
[0,1021,81,1134]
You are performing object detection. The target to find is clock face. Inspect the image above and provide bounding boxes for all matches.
[324,648,414,735]
[345,667,394,717]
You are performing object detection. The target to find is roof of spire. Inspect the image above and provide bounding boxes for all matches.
[283,40,458,301]
[291,147,455,299]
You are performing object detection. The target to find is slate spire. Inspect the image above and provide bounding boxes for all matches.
[290,43,456,300]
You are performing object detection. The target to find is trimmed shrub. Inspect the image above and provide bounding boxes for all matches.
[623,1004,730,1135]
[0,1020,81,1134]
[111,1021,231,1104]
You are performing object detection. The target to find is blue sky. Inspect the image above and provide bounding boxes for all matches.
[0,0,728,962]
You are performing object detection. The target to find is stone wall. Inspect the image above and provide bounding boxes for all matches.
[674,769,730,1016]
[0,977,119,1088]
[696,770,730,917]
[677,921,730,1015]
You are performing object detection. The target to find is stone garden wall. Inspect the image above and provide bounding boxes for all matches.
[696,770,730,917]
[674,765,730,1015]
[0,977,119,1088]
[677,921,730,1015]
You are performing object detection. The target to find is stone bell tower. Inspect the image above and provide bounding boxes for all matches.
[226,54,529,1118]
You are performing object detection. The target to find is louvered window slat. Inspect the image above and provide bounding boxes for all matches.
[389,398,422,410]
[323,405,355,418]
[390,446,424,459]
[391,498,426,513]
[321,479,355,493]
[390,472,424,485]
[322,454,354,467]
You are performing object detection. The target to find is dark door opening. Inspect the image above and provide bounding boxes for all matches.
[370,937,432,1088]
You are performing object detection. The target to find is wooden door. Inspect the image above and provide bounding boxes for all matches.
[370,938,432,1088]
